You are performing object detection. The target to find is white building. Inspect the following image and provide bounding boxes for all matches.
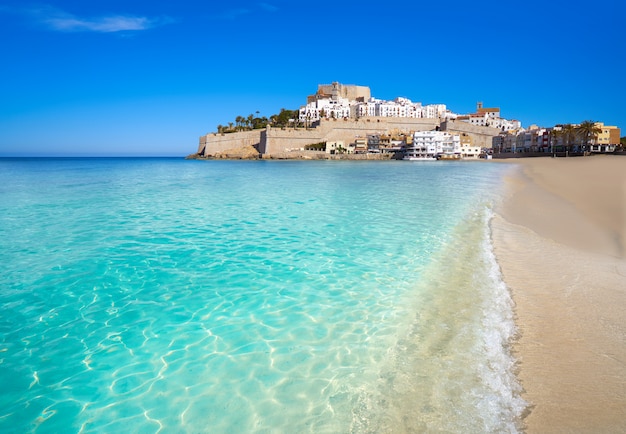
[301,94,449,123]
[460,102,521,131]
[325,140,354,154]
[460,144,483,159]
[422,104,447,119]
[355,99,378,117]
[405,131,461,160]
[299,97,351,123]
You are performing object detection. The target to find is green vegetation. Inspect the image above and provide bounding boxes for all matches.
[304,142,326,151]
[576,120,602,149]
[549,128,562,152]
[270,109,300,128]
[561,124,577,153]
[551,120,605,154]
[216,108,301,134]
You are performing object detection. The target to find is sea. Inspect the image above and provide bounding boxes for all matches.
[0,157,525,433]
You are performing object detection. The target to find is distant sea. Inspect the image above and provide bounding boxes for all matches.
[0,157,525,433]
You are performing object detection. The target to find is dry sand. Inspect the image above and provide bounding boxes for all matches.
[492,155,626,432]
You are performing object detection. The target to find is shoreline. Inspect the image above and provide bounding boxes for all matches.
[491,155,626,432]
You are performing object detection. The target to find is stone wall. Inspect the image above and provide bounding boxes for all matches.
[198,130,262,156]
[199,117,500,157]
[441,120,502,148]
[260,117,440,155]
[319,118,437,148]
[260,127,326,155]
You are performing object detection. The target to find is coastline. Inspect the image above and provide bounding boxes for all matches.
[491,155,626,432]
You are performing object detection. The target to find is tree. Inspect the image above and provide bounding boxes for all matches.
[561,124,577,156]
[271,108,297,128]
[550,128,562,155]
[224,109,298,131]
[576,120,602,151]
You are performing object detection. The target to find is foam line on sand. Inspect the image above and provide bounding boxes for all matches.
[492,155,626,432]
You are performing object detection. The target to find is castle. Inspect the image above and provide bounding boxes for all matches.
[197,83,509,159]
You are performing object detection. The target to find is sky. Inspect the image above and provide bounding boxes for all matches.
[1,0,624,156]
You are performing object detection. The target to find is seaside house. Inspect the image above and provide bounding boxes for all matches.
[493,130,522,153]
[591,122,621,153]
[367,134,381,153]
[353,137,368,153]
[377,134,403,154]
[459,133,482,158]
[405,131,461,159]
[492,121,621,155]
[326,140,355,154]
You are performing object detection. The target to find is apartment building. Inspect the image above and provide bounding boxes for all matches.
[592,122,621,152]
[405,131,461,159]
[493,121,620,154]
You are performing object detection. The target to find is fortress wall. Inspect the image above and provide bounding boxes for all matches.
[199,118,499,157]
[320,117,439,140]
[320,117,440,130]
[441,120,502,148]
[262,118,441,154]
[354,117,440,131]
[261,128,327,154]
[198,130,262,156]
[471,135,496,148]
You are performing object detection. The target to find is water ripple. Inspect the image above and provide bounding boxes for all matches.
[0,159,520,432]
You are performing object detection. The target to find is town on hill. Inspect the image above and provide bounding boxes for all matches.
[192,83,623,160]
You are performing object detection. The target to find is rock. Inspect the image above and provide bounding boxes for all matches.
[215,145,261,160]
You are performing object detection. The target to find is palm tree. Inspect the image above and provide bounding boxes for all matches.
[577,120,601,152]
[550,128,562,156]
[561,124,576,156]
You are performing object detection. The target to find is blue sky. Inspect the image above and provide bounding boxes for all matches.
[1,0,624,156]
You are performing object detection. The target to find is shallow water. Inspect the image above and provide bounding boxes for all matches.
[0,158,524,433]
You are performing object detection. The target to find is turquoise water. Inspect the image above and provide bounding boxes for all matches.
[0,158,524,433]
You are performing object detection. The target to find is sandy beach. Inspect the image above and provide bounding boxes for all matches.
[492,155,626,432]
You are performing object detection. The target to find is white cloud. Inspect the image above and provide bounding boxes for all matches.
[4,5,173,33]
[45,15,158,32]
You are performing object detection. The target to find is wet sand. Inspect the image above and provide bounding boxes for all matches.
[492,155,626,432]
